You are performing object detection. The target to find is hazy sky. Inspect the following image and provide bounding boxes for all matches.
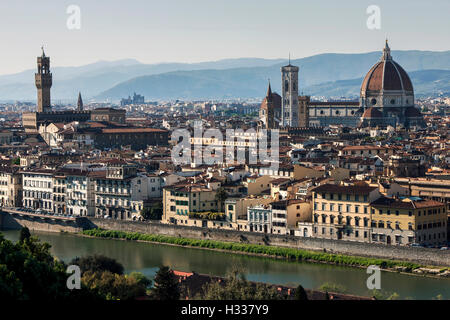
[0,0,449,75]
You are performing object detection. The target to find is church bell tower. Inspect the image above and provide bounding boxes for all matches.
[281,56,299,127]
[35,47,52,113]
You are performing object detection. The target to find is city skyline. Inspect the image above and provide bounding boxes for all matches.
[0,0,449,75]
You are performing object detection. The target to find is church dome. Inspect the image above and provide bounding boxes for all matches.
[360,41,415,111]
[361,43,413,94]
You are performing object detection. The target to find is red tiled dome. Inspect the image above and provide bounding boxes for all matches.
[361,41,413,94]
[361,60,413,93]
[362,107,383,118]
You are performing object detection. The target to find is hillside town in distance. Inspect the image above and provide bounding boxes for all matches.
[0,41,449,250]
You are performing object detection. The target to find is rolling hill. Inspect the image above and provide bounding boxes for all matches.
[1,51,449,101]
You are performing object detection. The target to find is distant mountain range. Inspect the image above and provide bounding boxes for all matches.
[0,51,449,102]
[303,69,450,98]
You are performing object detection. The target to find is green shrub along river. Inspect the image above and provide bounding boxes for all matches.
[82,229,423,270]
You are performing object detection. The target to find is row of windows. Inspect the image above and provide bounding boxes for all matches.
[176,209,188,215]
[371,221,413,230]
[375,208,443,216]
[417,233,446,242]
[314,214,369,226]
[97,180,132,187]
[67,200,87,206]
[23,199,52,209]
[24,180,52,188]
[315,193,369,202]
[249,212,269,222]
[417,221,446,230]
[96,187,131,194]
[315,203,368,214]
[96,198,130,207]
[23,191,52,199]
[314,227,368,238]
[343,149,382,155]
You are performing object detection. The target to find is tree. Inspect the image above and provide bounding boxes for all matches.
[319,282,347,294]
[140,203,163,221]
[0,233,100,300]
[19,227,31,242]
[70,254,124,275]
[294,285,308,300]
[129,271,152,289]
[81,271,150,300]
[151,266,180,300]
[214,187,228,212]
[198,268,281,300]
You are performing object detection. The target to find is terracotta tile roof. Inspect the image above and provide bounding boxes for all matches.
[361,60,413,93]
[313,183,377,195]
[101,127,168,134]
[371,197,445,209]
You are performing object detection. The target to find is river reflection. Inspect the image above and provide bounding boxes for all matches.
[2,230,449,300]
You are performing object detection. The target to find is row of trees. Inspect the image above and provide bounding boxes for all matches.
[0,227,180,300]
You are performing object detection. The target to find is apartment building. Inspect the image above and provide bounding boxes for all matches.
[147,174,163,198]
[248,205,271,233]
[65,170,96,216]
[371,197,446,246]
[225,196,273,231]
[340,146,398,157]
[246,164,295,178]
[312,184,381,242]
[394,177,450,213]
[22,169,55,211]
[94,164,148,220]
[0,167,22,207]
[52,172,66,214]
[270,199,312,235]
[243,175,275,196]
[163,184,219,226]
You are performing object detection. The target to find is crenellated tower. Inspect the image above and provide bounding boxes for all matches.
[35,47,52,113]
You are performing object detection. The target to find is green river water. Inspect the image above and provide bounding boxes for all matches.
[2,229,449,300]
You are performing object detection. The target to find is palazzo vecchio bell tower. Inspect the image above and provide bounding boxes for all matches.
[35,46,52,113]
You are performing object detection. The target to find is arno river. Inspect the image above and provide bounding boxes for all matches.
[2,230,449,300]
